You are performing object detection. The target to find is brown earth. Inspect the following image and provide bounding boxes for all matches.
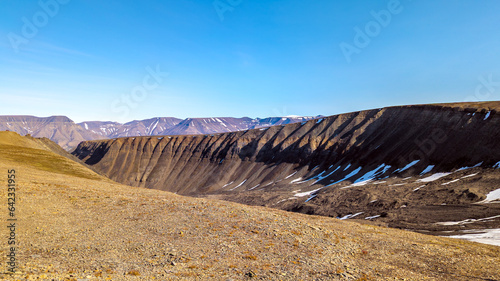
[1,131,500,280]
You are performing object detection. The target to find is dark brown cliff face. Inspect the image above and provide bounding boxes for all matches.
[73,102,500,237]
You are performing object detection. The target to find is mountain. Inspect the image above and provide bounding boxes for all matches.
[2,130,500,279]
[78,116,317,138]
[0,115,105,150]
[72,101,500,244]
[78,117,183,138]
[0,115,316,151]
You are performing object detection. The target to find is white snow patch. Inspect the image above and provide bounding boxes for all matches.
[316,118,324,124]
[343,164,351,171]
[484,111,491,120]
[339,212,363,220]
[84,123,88,130]
[478,188,500,203]
[441,173,478,185]
[290,177,303,184]
[413,185,426,192]
[284,171,297,179]
[275,198,288,204]
[441,179,461,185]
[230,179,247,190]
[348,179,373,187]
[435,215,500,226]
[365,215,381,220]
[373,181,387,185]
[221,181,234,188]
[494,161,500,169]
[417,172,451,182]
[445,229,500,246]
[248,184,260,190]
[294,188,323,198]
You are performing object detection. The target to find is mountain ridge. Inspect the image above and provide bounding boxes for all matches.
[0,114,318,150]
[72,101,500,243]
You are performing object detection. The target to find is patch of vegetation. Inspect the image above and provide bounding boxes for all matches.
[0,144,102,180]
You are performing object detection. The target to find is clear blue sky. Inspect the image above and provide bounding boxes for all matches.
[1,0,499,123]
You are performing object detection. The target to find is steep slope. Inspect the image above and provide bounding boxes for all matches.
[0,115,105,150]
[2,131,500,280]
[73,102,500,241]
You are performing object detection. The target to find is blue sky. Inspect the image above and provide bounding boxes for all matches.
[1,0,499,123]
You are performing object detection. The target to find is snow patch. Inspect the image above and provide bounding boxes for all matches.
[441,173,478,185]
[294,188,323,198]
[305,195,317,202]
[478,188,500,203]
[248,184,260,191]
[457,162,483,171]
[230,179,247,190]
[417,172,451,182]
[365,215,381,220]
[435,215,500,226]
[339,212,363,220]
[351,164,391,185]
[420,165,434,175]
[446,229,500,246]
[312,166,341,184]
[484,111,491,120]
[413,185,426,192]
[284,171,297,179]
[328,167,363,188]
[221,181,234,188]
[395,160,420,173]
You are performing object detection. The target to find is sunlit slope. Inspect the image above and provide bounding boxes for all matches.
[0,131,102,180]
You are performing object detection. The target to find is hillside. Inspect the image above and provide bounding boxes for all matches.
[72,102,500,243]
[1,131,500,280]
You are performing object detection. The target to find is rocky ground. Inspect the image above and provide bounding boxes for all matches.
[212,166,500,244]
[0,132,500,280]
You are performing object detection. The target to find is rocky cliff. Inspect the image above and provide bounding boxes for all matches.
[73,103,500,192]
[73,102,500,237]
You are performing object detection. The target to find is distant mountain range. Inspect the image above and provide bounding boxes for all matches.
[0,115,319,150]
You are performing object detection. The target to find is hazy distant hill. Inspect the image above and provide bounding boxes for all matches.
[0,115,105,150]
[0,115,317,150]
